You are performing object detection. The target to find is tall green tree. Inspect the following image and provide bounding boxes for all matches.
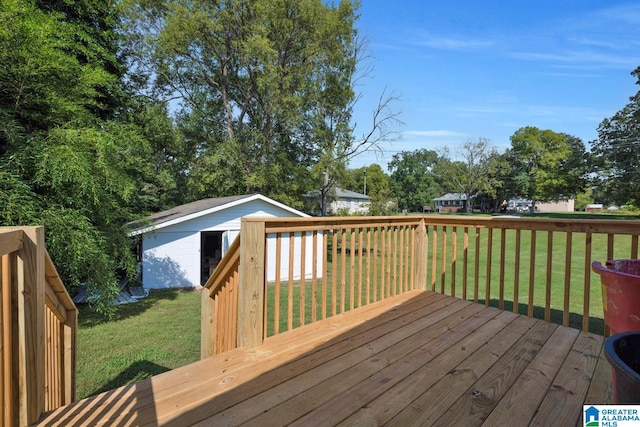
[124,0,401,213]
[484,150,515,211]
[342,164,394,215]
[434,138,498,213]
[0,0,152,310]
[312,87,402,216]
[591,66,640,206]
[127,100,188,213]
[124,0,357,208]
[508,126,587,210]
[388,149,442,212]
[0,0,119,152]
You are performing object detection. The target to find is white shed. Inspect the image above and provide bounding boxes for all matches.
[128,194,315,290]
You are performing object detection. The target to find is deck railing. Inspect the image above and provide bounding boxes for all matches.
[202,215,640,357]
[1,227,77,426]
[202,216,427,357]
[422,216,639,332]
[201,235,240,357]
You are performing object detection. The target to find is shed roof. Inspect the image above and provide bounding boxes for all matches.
[127,194,308,236]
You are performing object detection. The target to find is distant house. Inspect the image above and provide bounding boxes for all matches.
[536,199,575,212]
[433,193,468,213]
[306,187,371,215]
[128,194,318,289]
[585,203,603,212]
[506,198,575,213]
[330,188,371,215]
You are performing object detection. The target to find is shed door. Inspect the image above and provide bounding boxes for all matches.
[201,231,223,284]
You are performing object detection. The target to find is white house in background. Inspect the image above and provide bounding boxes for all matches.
[128,194,320,290]
[330,188,370,215]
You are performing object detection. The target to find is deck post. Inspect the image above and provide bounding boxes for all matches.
[201,286,216,358]
[413,219,428,289]
[63,311,77,404]
[238,219,266,349]
[17,226,45,426]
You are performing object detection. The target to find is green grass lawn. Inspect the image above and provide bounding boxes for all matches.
[76,289,202,400]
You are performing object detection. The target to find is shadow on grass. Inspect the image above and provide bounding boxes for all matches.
[485,298,605,335]
[78,288,196,328]
[89,360,171,397]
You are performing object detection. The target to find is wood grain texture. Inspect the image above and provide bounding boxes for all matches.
[37,291,610,427]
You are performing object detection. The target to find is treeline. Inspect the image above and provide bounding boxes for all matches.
[347,100,640,214]
[1,1,638,308]
[0,0,379,309]
[362,129,588,214]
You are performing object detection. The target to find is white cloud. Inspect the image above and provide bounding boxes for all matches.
[404,130,467,137]
[510,50,639,69]
[415,36,494,50]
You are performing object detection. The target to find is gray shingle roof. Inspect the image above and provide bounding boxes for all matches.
[433,193,468,201]
[128,194,253,230]
[334,188,370,200]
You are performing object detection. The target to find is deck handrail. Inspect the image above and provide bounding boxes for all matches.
[201,215,640,357]
[201,234,241,357]
[201,217,428,356]
[1,227,77,426]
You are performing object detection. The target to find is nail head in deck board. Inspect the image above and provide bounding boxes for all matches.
[385,314,538,427]
[583,345,613,405]
[340,310,520,426]
[481,325,580,426]
[529,331,604,427]
[432,319,559,426]
[242,301,489,426]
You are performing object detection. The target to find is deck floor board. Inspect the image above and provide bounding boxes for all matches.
[37,290,611,427]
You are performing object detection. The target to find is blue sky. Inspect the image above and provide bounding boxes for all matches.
[349,1,640,169]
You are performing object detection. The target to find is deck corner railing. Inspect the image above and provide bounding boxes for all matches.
[1,226,77,427]
[201,216,429,357]
[202,215,640,358]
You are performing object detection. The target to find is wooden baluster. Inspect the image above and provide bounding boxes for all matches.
[451,227,457,297]
[528,230,537,318]
[498,229,506,310]
[274,233,281,335]
[545,231,553,322]
[440,226,447,294]
[300,232,306,327]
[288,232,295,330]
[463,227,469,300]
[563,232,573,327]
[583,232,592,331]
[474,228,480,303]
[485,228,493,306]
[431,226,438,292]
[311,231,318,323]
[513,230,521,314]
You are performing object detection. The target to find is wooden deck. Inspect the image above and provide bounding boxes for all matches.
[38,290,612,426]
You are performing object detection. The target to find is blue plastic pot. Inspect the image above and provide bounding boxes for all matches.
[605,331,640,404]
